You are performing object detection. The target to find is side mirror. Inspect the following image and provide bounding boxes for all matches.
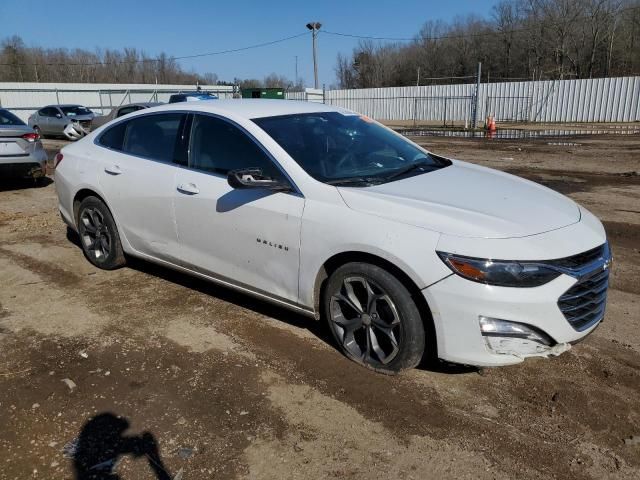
[55,113,63,119]
[227,168,291,192]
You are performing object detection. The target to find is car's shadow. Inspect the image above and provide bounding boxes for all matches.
[66,228,477,375]
[0,176,52,192]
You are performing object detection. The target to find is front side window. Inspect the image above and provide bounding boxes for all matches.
[253,112,450,186]
[0,109,25,126]
[188,114,282,179]
[121,113,184,163]
[60,106,92,117]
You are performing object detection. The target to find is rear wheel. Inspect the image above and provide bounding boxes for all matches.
[323,262,425,373]
[33,126,43,139]
[77,196,125,270]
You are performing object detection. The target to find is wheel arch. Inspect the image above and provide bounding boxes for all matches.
[313,250,438,362]
[72,188,112,225]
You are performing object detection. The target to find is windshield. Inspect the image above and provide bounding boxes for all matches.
[0,109,25,126]
[253,112,449,185]
[60,106,92,117]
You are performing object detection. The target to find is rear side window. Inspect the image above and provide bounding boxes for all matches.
[0,109,25,126]
[39,107,56,117]
[99,121,127,150]
[122,113,184,162]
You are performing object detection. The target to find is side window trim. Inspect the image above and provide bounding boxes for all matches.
[186,112,301,195]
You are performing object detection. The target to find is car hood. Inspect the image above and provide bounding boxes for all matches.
[337,160,581,239]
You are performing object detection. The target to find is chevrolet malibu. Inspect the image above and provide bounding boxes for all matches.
[54,100,611,373]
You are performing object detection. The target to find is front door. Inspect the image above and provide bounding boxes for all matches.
[173,114,304,303]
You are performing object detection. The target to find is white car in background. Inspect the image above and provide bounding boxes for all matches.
[53,100,610,373]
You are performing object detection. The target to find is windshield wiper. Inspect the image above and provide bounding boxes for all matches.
[326,177,383,187]
[383,161,437,182]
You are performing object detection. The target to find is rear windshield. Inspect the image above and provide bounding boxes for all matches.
[61,106,92,117]
[0,109,26,126]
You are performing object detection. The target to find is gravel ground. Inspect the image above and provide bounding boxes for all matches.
[0,134,638,479]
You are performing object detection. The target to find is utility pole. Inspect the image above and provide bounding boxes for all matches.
[295,55,298,87]
[306,22,321,89]
[472,61,482,129]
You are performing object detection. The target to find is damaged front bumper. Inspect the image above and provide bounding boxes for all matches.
[63,122,90,141]
[422,273,600,367]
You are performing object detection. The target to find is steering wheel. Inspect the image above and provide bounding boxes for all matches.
[334,151,359,173]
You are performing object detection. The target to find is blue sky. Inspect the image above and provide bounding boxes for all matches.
[1,0,500,86]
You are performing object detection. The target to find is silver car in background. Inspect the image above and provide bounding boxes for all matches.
[0,108,48,181]
[91,102,163,130]
[28,104,94,140]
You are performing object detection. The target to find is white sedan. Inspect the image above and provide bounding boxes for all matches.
[54,100,610,373]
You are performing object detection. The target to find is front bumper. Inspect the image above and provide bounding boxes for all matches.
[423,272,602,367]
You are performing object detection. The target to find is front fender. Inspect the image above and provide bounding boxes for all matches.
[298,199,451,309]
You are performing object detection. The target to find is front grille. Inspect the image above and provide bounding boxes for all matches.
[550,244,606,269]
[558,267,609,331]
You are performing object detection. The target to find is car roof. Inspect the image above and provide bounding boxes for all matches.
[42,104,85,109]
[149,99,349,119]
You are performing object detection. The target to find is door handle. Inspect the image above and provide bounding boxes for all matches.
[104,165,122,175]
[177,183,200,195]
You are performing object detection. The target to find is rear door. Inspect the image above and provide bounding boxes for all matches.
[173,113,305,303]
[95,112,188,263]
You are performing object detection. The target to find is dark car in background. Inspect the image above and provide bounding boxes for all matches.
[91,102,163,130]
[28,104,95,140]
[0,108,48,181]
[168,92,218,103]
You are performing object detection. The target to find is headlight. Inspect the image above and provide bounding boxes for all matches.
[437,252,561,287]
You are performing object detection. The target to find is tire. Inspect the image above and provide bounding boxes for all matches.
[33,126,44,139]
[76,196,125,270]
[323,262,426,373]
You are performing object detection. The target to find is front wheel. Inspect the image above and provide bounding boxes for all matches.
[77,196,125,270]
[323,262,426,373]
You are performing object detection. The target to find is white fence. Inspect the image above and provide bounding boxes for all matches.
[325,76,640,124]
[3,78,639,125]
[285,88,324,103]
[0,82,235,121]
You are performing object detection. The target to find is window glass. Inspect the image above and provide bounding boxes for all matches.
[0,109,25,126]
[189,114,281,178]
[99,121,127,150]
[117,106,140,118]
[60,105,92,117]
[39,107,56,117]
[122,113,184,162]
[254,112,448,185]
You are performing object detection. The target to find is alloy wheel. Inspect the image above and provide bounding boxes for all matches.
[330,276,401,365]
[80,207,111,260]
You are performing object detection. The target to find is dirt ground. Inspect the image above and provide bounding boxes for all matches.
[0,134,639,480]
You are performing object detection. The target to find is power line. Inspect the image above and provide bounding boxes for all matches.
[0,31,310,67]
